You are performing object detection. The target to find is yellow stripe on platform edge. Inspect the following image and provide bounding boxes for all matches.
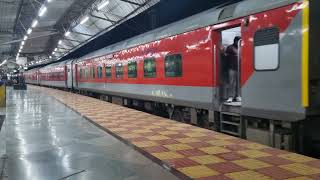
[301,0,309,107]
[0,84,6,107]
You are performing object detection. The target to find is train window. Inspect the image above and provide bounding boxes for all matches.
[128,61,137,78]
[144,58,156,78]
[165,54,182,77]
[97,66,103,78]
[85,68,89,79]
[91,67,95,78]
[106,65,112,78]
[115,63,123,79]
[79,69,83,79]
[254,27,280,71]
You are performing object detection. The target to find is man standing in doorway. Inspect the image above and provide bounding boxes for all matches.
[225,36,241,103]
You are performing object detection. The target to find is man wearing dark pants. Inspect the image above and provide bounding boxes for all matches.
[225,36,241,103]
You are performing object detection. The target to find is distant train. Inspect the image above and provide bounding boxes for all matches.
[25,0,320,156]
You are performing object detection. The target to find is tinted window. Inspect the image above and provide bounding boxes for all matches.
[116,63,124,79]
[80,69,83,79]
[106,65,112,78]
[165,54,182,77]
[128,61,137,78]
[144,58,156,78]
[97,66,103,78]
[91,67,95,78]
[85,68,89,79]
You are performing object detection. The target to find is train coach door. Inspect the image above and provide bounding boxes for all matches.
[216,26,242,106]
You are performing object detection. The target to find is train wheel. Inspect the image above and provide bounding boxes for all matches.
[172,109,184,122]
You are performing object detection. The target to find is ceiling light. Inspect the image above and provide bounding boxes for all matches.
[27,28,32,35]
[39,6,47,17]
[58,40,62,44]
[54,48,57,51]
[31,20,38,28]
[80,16,89,25]
[49,56,52,59]
[47,0,52,2]
[18,49,21,53]
[21,41,25,46]
[52,52,55,55]
[64,31,70,36]
[97,0,109,10]
[23,35,28,41]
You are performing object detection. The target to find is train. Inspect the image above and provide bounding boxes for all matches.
[24,0,320,156]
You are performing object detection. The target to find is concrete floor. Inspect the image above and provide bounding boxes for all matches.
[1,87,178,180]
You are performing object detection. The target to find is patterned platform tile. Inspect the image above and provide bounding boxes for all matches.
[32,86,320,180]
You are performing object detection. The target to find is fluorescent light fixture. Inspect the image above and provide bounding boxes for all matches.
[80,16,89,25]
[31,20,38,28]
[52,51,55,55]
[64,31,70,36]
[27,28,32,34]
[47,0,52,2]
[18,49,21,53]
[54,48,57,51]
[21,41,25,46]
[39,6,47,17]
[23,35,28,41]
[49,56,52,58]
[97,0,109,10]
[58,40,62,44]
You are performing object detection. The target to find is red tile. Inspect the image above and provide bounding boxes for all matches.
[188,142,212,148]
[307,160,320,169]
[167,134,189,139]
[197,175,232,180]
[157,139,179,145]
[225,144,248,151]
[261,148,288,155]
[309,173,320,179]
[257,166,299,179]
[229,139,250,144]
[258,156,293,166]
[207,162,246,174]
[166,158,200,168]
[216,152,247,161]
[143,146,170,153]
[139,132,158,136]
[177,149,208,157]
[129,137,149,142]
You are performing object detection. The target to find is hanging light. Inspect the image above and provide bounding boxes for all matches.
[80,16,89,25]
[31,20,38,28]
[27,28,32,35]
[64,31,70,36]
[39,6,47,17]
[97,0,109,10]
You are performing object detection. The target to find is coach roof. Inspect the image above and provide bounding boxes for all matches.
[76,0,300,62]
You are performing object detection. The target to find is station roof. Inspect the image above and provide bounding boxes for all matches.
[0,0,242,70]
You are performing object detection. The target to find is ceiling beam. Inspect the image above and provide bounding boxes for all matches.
[119,0,142,6]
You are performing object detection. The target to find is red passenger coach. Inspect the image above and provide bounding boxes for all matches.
[25,0,320,156]
[39,62,67,88]
[24,68,39,85]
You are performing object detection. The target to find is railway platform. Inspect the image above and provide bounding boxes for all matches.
[1,87,178,180]
[25,85,320,180]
